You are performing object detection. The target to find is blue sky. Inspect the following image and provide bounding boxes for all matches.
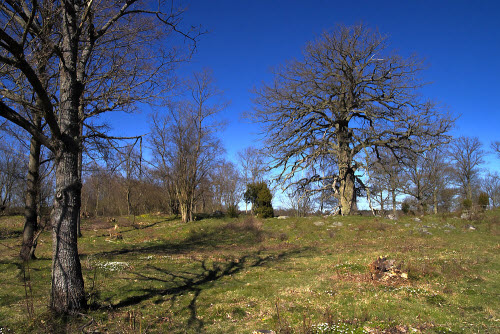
[107,0,500,172]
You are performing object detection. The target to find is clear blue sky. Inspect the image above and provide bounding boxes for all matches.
[107,0,500,171]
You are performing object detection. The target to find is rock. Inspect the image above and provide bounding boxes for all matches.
[443,224,456,230]
[418,228,432,235]
[386,214,397,220]
[313,221,324,226]
[277,216,289,219]
[461,212,471,219]
[465,224,477,230]
[329,221,343,227]
[412,217,421,222]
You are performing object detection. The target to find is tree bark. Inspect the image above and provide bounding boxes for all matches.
[20,125,41,261]
[180,201,190,223]
[337,137,356,215]
[50,4,86,312]
[392,189,397,216]
[51,146,86,312]
[338,166,356,215]
[433,187,438,214]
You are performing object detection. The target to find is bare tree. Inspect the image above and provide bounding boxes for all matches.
[116,142,143,216]
[0,143,27,211]
[252,24,453,215]
[482,172,500,208]
[237,146,268,213]
[369,151,403,215]
[492,141,500,158]
[0,0,198,313]
[450,136,485,201]
[238,146,267,184]
[210,160,241,211]
[149,70,226,223]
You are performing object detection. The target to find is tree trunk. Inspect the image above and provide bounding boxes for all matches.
[50,5,86,312]
[20,131,41,261]
[180,201,190,223]
[127,186,132,216]
[51,147,86,312]
[433,187,438,214]
[337,124,356,215]
[338,167,355,215]
[77,121,84,237]
[94,183,100,217]
[392,189,397,216]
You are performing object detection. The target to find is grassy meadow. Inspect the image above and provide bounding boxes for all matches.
[0,210,498,333]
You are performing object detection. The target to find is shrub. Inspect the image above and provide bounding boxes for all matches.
[244,181,274,218]
[402,201,410,214]
[462,198,472,211]
[478,192,489,210]
[255,205,274,218]
[226,203,239,218]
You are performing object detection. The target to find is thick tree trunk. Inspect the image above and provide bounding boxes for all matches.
[50,4,86,312]
[336,123,356,215]
[338,167,356,215]
[180,201,190,223]
[20,133,41,261]
[337,145,356,215]
[51,148,86,312]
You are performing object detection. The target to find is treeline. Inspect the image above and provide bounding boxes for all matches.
[3,128,499,222]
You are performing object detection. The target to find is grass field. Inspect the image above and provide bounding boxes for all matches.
[0,210,498,333]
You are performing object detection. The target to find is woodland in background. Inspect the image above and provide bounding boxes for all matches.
[2,129,500,220]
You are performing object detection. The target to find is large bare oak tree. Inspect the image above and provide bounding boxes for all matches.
[253,24,453,215]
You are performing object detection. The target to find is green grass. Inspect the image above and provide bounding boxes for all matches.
[0,211,498,333]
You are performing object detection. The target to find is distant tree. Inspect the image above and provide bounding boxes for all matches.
[238,146,267,184]
[492,141,500,158]
[210,160,242,212]
[450,136,485,201]
[285,180,313,217]
[238,146,268,213]
[400,146,454,214]
[400,151,433,214]
[369,150,403,215]
[0,143,27,211]
[252,24,453,216]
[478,192,489,210]
[244,181,274,217]
[149,70,226,223]
[117,143,143,216]
[481,172,500,208]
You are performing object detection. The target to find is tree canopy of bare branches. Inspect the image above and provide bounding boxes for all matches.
[0,0,199,313]
[253,24,453,215]
[450,136,485,201]
[149,70,226,223]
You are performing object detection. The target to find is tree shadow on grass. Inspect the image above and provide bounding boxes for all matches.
[109,248,307,332]
[93,220,272,258]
